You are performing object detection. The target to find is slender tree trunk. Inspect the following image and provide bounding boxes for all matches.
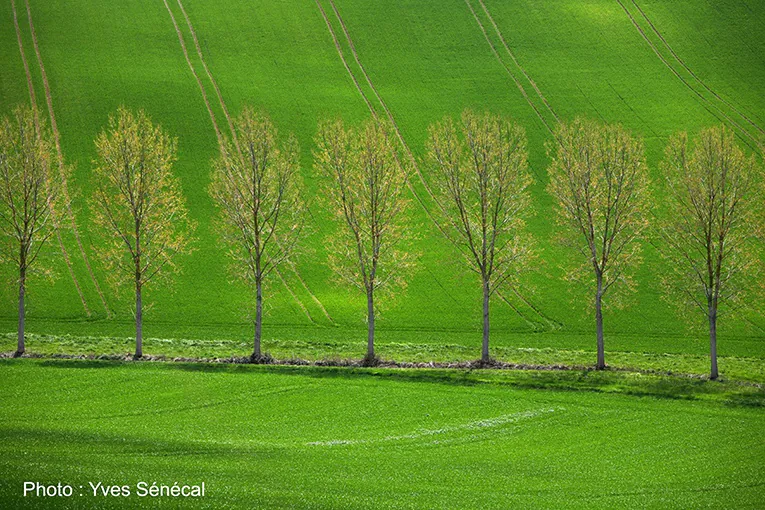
[709,306,718,380]
[366,287,375,361]
[253,279,263,359]
[135,281,143,358]
[595,274,605,370]
[482,278,490,364]
[134,222,142,359]
[16,265,26,356]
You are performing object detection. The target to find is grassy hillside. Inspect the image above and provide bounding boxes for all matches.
[1,359,763,508]
[0,0,763,357]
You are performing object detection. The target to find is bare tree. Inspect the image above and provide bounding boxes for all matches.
[314,117,414,364]
[90,107,195,358]
[426,110,534,364]
[658,125,763,380]
[0,105,61,356]
[547,118,649,370]
[209,107,304,361]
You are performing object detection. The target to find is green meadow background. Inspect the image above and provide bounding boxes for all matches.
[1,0,763,358]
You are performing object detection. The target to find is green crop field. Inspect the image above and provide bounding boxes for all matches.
[0,0,764,507]
[0,0,763,356]
[1,359,764,508]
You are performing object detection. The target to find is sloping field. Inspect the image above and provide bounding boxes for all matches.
[1,359,763,508]
[0,0,763,357]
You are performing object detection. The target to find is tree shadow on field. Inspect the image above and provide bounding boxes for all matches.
[37,359,127,369]
[0,425,286,507]
[0,425,285,458]
[162,362,765,408]
[14,358,764,408]
[167,362,484,387]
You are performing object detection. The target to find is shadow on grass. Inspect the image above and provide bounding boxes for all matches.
[150,364,765,408]
[37,359,128,369]
[6,357,763,408]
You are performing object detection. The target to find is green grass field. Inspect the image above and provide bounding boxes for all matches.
[0,0,762,352]
[1,1,764,506]
[1,359,763,508]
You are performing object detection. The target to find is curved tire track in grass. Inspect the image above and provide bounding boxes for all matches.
[24,0,111,317]
[175,0,329,324]
[476,0,559,123]
[319,0,508,320]
[315,0,450,238]
[306,408,560,447]
[180,0,333,325]
[616,0,760,153]
[631,0,764,137]
[10,0,38,123]
[496,292,545,331]
[323,0,476,257]
[284,258,335,324]
[162,0,315,325]
[174,0,237,140]
[161,0,224,146]
[314,0,378,116]
[463,0,553,135]
[327,0,445,209]
[10,0,90,316]
[320,0,558,331]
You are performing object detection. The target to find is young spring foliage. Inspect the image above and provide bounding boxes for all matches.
[658,125,763,379]
[0,105,62,355]
[426,110,534,363]
[546,118,649,369]
[90,107,195,357]
[314,117,414,362]
[209,107,305,359]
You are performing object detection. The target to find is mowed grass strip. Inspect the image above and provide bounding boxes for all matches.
[0,1,762,356]
[2,331,764,386]
[0,359,763,508]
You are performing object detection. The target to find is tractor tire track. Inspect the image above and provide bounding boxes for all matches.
[510,286,564,329]
[476,0,559,123]
[464,0,553,136]
[631,0,764,137]
[323,0,458,242]
[161,0,223,146]
[320,0,551,329]
[176,0,329,324]
[10,0,90,316]
[163,0,316,324]
[328,0,441,204]
[496,291,544,331]
[24,0,111,316]
[317,0,484,323]
[275,269,315,324]
[615,0,760,152]
[11,0,38,123]
[314,0,378,116]
[175,0,237,141]
[285,258,335,324]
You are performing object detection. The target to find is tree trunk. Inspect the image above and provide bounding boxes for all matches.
[135,282,143,358]
[482,278,490,363]
[366,287,375,361]
[709,306,719,380]
[16,266,25,356]
[253,279,263,359]
[595,274,605,370]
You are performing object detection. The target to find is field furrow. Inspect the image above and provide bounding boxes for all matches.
[615,0,760,152]
[463,0,553,135]
[476,0,559,123]
[631,0,764,137]
[9,0,90,316]
[24,0,111,317]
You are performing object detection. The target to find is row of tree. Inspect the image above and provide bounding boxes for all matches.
[1,104,762,379]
